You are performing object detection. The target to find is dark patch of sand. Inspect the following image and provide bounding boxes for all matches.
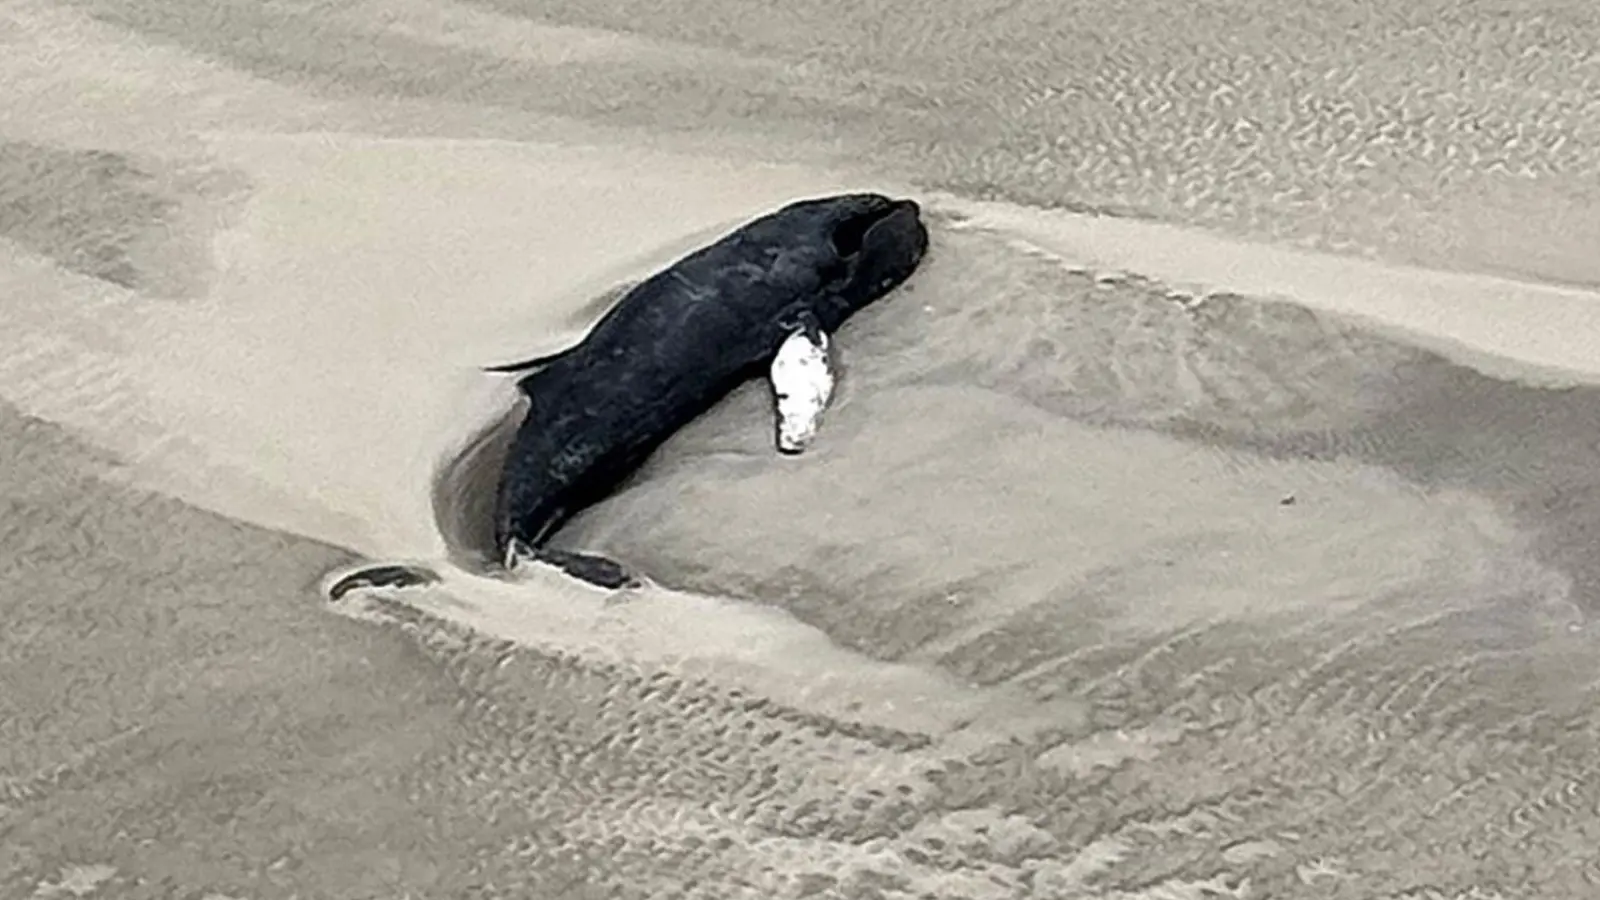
[0,399,469,896]
[0,140,247,298]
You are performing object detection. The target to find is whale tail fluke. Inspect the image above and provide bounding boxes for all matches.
[534,548,642,590]
[321,550,640,606]
[322,562,442,603]
[504,539,643,591]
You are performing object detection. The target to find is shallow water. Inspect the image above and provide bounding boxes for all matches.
[6,0,1600,897]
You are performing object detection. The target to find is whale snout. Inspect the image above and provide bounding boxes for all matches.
[821,195,925,260]
[853,198,927,271]
[815,194,927,312]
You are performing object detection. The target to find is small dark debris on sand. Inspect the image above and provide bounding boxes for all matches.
[326,564,440,602]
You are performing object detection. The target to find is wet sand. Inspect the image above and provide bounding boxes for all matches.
[6,0,1600,897]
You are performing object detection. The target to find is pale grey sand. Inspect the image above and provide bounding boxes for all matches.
[6,0,1600,897]
[42,0,1600,287]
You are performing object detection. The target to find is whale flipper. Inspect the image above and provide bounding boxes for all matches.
[768,310,837,455]
[504,539,641,590]
[535,549,641,590]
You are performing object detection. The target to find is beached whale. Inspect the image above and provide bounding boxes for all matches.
[323,192,928,601]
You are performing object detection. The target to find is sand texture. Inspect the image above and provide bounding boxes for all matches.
[6,0,1600,897]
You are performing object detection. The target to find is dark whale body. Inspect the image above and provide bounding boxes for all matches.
[490,192,928,587]
[322,192,928,602]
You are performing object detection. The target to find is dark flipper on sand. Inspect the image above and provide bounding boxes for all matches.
[532,548,641,590]
[504,539,642,590]
[324,549,640,604]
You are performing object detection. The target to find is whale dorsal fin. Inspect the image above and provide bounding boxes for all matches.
[481,343,579,374]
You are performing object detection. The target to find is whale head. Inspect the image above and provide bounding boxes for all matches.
[744,192,929,331]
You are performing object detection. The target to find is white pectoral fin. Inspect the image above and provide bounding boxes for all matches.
[769,324,836,455]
